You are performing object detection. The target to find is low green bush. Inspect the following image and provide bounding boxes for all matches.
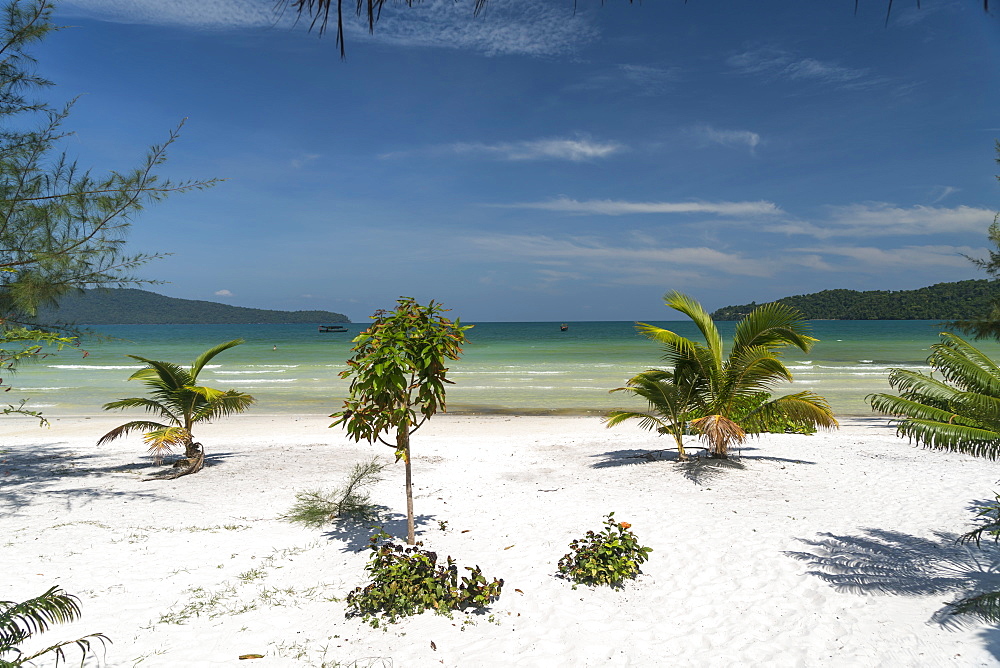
[345,530,503,627]
[557,513,652,588]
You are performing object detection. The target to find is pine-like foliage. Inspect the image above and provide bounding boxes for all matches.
[0,0,217,419]
[869,332,1000,459]
[285,457,387,527]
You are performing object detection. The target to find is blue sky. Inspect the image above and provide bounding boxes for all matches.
[37,0,1000,321]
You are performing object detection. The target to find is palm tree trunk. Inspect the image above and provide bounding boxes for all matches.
[672,430,689,461]
[398,426,415,545]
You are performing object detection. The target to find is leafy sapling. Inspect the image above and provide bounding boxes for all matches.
[331,297,471,544]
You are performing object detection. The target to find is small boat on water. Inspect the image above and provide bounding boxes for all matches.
[318,324,348,333]
[560,323,569,331]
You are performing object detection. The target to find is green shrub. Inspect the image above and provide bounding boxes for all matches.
[557,513,652,588]
[345,530,503,627]
[284,457,386,528]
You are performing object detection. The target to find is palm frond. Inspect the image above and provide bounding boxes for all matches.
[126,357,191,390]
[663,291,723,367]
[751,391,838,431]
[100,396,177,422]
[958,494,1000,548]
[886,368,965,405]
[948,590,1000,623]
[190,338,244,380]
[895,418,1000,459]
[868,392,965,424]
[603,409,670,433]
[938,332,1000,376]
[0,587,81,643]
[190,391,256,423]
[732,300,817,355]
[141,427,191,464]
[185,385,225,402]
[690,414,746,457]
[929,336,1000,396]
[14,633,110,667]
[96,420,170,446]
[948,391,1000,428]
[723,346,793,398]
[635,322,704,362]
[0,587,108,667]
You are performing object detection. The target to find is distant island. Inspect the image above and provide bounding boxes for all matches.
[711,279,997,321]
[35,288,351,325]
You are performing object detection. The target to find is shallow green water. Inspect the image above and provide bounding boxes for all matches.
[12,320,995,417]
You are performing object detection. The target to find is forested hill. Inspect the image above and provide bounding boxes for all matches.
[35,288,350,325]
[711,280,997,321]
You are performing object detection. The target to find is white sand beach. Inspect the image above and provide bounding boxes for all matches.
[4,414,1000,667]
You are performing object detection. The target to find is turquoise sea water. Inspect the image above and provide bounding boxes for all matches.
[12,320,999,417]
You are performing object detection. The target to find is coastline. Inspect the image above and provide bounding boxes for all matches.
[3,414,1000,666]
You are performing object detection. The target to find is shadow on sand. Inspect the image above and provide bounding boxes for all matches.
[321,511,438,552]
[0,441,180,513]
[590,445,814,484]
[786,525,1000,648]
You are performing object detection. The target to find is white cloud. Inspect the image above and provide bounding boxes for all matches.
[498,196,783,217]
[693,125,761,151]
[765,203,996,239]
[566,64,681,96]
[63,0,278,28]
[381,136,625,162]
[784,59,866,84]
[466,233,773,283]
[449,137,624,161]
[789,244,979,270]
[930,186,961,204]
[727,46,886,89]
[353,0,597,56]
[290,153,321,169]
[63,0,596,56]
[214,289,234,297]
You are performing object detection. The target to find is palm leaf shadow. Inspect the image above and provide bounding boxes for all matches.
[677,455,747,484]
[590,446,811,485]
[786,527,1000,628]
[0,442,174,512]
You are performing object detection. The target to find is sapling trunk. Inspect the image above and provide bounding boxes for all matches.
[398,426,415,544]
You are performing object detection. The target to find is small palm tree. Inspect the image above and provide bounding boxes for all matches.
[607,291,837,458]
[0,586,108,666]
[869,332,1000,458]
[98,339,255,476]
[605,369,701,460]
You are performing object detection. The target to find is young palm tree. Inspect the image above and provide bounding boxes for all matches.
[0,586,108,666]
[98,339,255,477]
[869,332,1000,459]
[607,291,837,458]
[605,369,701,460]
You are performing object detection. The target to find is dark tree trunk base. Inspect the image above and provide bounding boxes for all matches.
[145,443,205,481]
